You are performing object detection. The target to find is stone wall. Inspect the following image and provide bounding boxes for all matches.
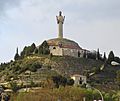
[49,46,84,57]
[63,48,78,57]
[49,46,63,56]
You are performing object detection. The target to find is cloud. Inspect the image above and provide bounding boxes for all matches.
[65,0,120,22]
[3,0,120,23]
[0,0,22,15]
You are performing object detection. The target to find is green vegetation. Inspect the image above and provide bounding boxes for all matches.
[1,42,120,100]
[38,41,50,55]
[10,86,120,101]
[1,54,120,90]
[14,48,20,60]
[10,81,19,93]
[116,70,120,89]
[14,41,50,60]
[20,43,36,58]
[103,52,107,62]
[107,51,115,64]
[52,75,74,88]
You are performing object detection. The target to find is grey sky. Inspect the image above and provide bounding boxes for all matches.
[0,0,120,63]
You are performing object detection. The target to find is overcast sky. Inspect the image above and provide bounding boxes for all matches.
[0,0,120,63]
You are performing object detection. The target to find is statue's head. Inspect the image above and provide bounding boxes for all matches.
[59,11,62,16]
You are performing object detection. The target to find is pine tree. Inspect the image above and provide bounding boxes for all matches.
[20,46,27,58]
[20,43,36,57]
[14,47,20,60]
[34,48,38,54]
[96,48,100,60]
[107,51,114,64]
[38,45,43,55]
[38,40,50,55]
[103,52,107,61]
[30,43,36,53]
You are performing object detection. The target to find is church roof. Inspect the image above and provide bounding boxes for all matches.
[47,38,82,49]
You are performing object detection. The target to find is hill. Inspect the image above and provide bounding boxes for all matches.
[0,54,120,92]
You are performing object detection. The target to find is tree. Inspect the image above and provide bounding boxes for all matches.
[30,43,36,53]
[34,48,38,54]
[52,75,67,88]
[116,70,120,89]
[96,48,100,60]
[30,80,35,87]
[10,81,19,92]
[52,75,61,88]
[29,62,42,72]
[14,47,20,60]
[20,46,28,58]
[87,52,96,60]
[14,53,19,61]
[25,43,36,55]
[20,43,36,58]
[26,47,31,55]
[103,52,107,62]
[42,41,50,54]
[107,51,114,64]
[60,76,67,87]
[20,46,27,58]
[67,79,74,86]
[38,45,43,54]
[38,40,50,55]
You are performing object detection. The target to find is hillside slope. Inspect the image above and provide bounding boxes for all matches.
[0,55,120,91]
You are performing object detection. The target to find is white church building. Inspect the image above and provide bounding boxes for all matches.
[47,11,89,57]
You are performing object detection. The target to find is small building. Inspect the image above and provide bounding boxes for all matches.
[71,74,87,86]
[47,38,85,57]
[111,61,120,66]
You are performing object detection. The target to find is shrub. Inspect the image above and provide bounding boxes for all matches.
[67,79,74,86]
[10,81,19,93]
[29,62,42,72]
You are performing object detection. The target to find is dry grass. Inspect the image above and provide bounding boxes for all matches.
[10,86,86,101]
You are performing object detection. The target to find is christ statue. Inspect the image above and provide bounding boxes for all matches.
[56,11,65,39]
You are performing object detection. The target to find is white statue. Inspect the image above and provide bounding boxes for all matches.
[56,11,65,39]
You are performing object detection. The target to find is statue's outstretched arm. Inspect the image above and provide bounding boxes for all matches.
[64,16,65,20]
[62,16,65,24]
[56,16,59,24]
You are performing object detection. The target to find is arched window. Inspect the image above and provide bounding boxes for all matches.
[58,43,62,48]
[78,51,80,57]
[53,47,56,49]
